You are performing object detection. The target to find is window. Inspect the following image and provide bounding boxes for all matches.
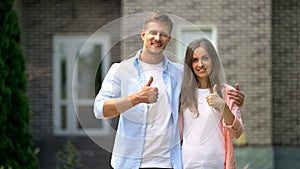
[176,25,217,61]
[53,35,111,136]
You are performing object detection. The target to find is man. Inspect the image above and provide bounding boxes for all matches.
[94,12,244,169]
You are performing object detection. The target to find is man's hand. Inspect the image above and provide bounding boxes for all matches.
[227,83,245,107]
[136,76,159,104]
[103,76,159,118]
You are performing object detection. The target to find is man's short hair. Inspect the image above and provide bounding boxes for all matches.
[144,11,173,34]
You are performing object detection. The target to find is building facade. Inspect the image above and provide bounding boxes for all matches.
[17,0,299,168]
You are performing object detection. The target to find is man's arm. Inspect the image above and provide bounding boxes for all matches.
[102,76,158,118]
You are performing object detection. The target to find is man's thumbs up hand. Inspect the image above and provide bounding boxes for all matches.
[145,76,153,87]
[136,76,159,104]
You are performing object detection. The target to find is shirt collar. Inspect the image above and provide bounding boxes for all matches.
[134,49,169,71]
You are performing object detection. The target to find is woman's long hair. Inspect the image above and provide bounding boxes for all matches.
[180,38,226,117]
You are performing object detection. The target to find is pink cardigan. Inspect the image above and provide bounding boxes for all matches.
[179,84,244,169]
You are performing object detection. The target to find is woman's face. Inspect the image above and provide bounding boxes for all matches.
[191,47,212,81]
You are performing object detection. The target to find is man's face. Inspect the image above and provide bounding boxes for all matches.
[141,22,171,55]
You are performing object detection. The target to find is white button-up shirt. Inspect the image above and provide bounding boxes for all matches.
[94,50,183,169]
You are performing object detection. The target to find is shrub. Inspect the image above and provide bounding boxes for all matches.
[55,140,82,169]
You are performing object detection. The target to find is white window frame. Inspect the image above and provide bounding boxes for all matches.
[176,25,217,62]
[53,34,111,136]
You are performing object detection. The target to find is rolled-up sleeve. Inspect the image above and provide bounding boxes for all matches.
[94,63,120,119]
[223,85,244,138]
[223,105,243,138]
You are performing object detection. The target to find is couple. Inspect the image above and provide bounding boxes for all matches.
[94,12,244,169]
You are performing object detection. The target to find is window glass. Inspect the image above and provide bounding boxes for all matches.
[53,36,110,136]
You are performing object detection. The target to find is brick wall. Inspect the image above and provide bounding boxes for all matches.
[272,0,300,145]
[122,0,273,145]
[20,0,120,168]
[21,0,121,139]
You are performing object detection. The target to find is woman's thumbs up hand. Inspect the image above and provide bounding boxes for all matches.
[206,84,226,113]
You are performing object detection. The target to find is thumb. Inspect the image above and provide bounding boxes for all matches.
[213,84,218,94]
[235,83,240,91]
[145,76,153,86]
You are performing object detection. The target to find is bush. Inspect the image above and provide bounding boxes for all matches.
[0,166,12,169]
[55,140,82,169]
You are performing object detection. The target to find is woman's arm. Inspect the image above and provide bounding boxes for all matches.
[206,84,243,138]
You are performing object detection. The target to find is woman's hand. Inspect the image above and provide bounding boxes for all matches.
[206,84,226,113]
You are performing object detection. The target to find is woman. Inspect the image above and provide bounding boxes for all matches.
[179,38,244,169]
